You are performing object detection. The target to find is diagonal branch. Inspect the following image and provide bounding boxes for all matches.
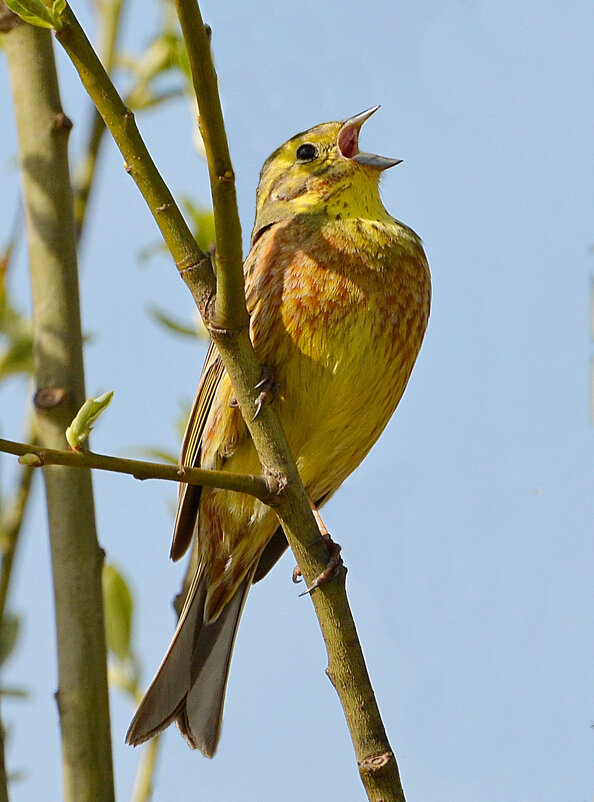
[54,4,216,308]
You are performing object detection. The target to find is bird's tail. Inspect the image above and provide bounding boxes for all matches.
[126,566,253,758]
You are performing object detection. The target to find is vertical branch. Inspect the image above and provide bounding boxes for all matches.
[2,14,115,802]
[174,0,247,331]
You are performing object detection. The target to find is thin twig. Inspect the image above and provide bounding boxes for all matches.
[55,5,216,300]
[0,438,276,501]
[174,0,246,331]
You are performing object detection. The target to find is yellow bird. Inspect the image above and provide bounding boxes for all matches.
[127,107,431,756]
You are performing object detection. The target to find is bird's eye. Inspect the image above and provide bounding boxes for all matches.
[296,143,318,162]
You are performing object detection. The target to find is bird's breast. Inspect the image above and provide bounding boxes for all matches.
[244,216,431,496]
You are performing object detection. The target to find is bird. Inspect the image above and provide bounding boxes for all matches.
[126,106,431,757]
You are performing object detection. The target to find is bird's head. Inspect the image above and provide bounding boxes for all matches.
[251,106,400,244]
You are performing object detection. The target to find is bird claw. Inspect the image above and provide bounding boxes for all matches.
[252,396,265,420]
[252,366,280,420]
[295,533,343,596]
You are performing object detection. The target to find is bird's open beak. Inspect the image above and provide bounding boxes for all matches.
[338,106,402,171]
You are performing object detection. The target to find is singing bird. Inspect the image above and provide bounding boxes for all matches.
[127,107,431,756]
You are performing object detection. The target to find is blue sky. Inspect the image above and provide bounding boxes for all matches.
[1,1,593,799]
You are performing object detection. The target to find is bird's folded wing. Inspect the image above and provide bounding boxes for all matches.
[170,340,226,561]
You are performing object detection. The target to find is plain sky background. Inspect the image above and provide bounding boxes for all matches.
[1,0,594,800]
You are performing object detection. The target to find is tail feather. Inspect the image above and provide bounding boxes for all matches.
[126,568,252,757]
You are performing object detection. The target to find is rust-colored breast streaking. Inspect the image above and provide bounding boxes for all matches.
[195,213,430,619]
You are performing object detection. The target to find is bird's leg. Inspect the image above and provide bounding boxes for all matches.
[292,496,343,595]
[252,365,280,420]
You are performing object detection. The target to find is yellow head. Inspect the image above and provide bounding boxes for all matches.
[251,106,401,244]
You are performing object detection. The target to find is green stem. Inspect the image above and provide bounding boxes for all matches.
[0,438,275,501]
[174,0,247,331]
[2,18,115,802]
[73,0,126,238]
[0,422,36,627]
[55,4,216,304]
[130,735,160,802]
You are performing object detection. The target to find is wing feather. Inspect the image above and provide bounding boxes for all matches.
[170,342,226,561]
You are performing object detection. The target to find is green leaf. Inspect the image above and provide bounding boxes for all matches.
[181,198,215,254]
[0,614,20,666]
[65,390,114,450]
[52,0,65,17]
[0,295,34,381]
[3,0,66,29]
[148,305,199,338]
[0,330,34,380]
[3,0,55,28]
[103,564,134,663]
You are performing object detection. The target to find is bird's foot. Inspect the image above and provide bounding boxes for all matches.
[228,366,279,414]
[252,366,280,420]
[292,533,343,596]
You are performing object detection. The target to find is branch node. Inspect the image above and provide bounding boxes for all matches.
[207,319,250,340]
[18,452,44,468]
[219,169,234,184]
[358,751,396,775]
[176,255,195,270]
[175,253,214,276]
[207,322,233,336]
[34,387,69,410]
[325,666,337,688]
[0,4,22,32]
[53,21,72,43]
[53,112,73,133]
[258,472,287,506]
[155,202,172,213]
[180,254,216,317]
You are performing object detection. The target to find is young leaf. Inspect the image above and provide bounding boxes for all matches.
[3,0,55,28]
[65,390,114,450]
[102,564,133,664]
